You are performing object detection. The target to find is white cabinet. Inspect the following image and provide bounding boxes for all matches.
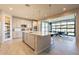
[23,32,35,49]
[28,34,35,49]
[13,31,22,39]
[23,32,28,44]
[0,11,12,42]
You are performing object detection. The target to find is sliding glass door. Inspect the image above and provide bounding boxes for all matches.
[51,14,76,36]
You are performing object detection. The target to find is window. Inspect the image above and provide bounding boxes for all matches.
[68,33,75,36]
[51,14,76,36]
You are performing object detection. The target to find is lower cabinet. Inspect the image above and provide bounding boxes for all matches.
[22,32,51,54]
[23,32,35,49]
[28,34,35,49]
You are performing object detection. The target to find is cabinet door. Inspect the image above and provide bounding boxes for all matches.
[23,33,28,44]
[28,34,35,49]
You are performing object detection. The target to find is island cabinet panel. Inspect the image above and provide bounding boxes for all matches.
[23,32,28,44]
[35,35,51,53]
[28,34,35,49]
[22,31,51,54]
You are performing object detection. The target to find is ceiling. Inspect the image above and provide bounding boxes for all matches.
[0,4,79,20]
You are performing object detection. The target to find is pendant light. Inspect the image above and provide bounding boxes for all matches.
[36,9,41,20]
[48,4,52,22]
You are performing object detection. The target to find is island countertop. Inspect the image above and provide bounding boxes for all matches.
[22,31,51,36]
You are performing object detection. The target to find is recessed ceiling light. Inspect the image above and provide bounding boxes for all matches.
[9,8,13,10]
[63,8,66,11]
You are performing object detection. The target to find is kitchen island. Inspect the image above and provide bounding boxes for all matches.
[22,31,51,54]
